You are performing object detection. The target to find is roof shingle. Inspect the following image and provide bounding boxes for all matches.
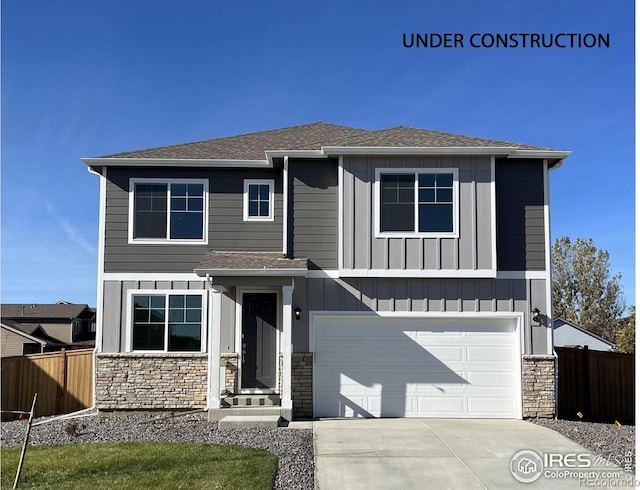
[98,122,559,161]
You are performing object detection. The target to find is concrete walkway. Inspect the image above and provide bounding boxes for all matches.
[313,419,626,489]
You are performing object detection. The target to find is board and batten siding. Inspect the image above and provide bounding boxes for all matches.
[288,159,338,270]
[104,167,283,273]
[292,277,550,355]
[341,156,493,272]
[495,159,546,271]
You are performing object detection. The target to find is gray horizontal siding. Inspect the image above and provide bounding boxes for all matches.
[342,156,493,272]
[292,277,550,354]
[104,167,283,273]
[495,159,546,271]
[289,159,338,270]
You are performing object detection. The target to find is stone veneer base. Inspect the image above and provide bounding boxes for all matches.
[95,353,208,410]
[96,352,555,419]
[521,354,556,418]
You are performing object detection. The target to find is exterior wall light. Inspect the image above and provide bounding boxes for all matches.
[532,307,541,323]
[294,307,302,321]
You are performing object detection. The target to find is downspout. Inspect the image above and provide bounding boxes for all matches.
[85,165,107,415]
[282,156,289,258]
[543,158,559,419]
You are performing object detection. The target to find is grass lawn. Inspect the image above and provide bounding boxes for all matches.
[1,442,277,489]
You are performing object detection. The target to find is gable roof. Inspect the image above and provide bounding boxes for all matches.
[1,303,91,320]
[552,318,616,349]
[1,320,68,347]
[86,122,568,163]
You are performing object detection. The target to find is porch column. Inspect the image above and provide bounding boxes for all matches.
[281,283,294,411]
[207,285,224,410]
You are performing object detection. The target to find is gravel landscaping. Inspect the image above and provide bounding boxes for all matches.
[533,418,635,472]
[0,411,314,490]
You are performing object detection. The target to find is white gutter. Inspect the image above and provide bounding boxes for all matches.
[81,157,270,168]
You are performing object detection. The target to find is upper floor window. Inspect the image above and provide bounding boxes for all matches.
[129,179,208,244]
[376,169,458,236]
[243,179,274,221]
[130,293,204,352]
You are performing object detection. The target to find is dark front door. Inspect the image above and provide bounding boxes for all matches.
[241,293,278,389]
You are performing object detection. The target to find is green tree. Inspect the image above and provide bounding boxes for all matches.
[615,307,635,354]
[552,236,626,341]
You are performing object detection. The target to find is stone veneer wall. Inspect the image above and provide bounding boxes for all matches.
[292,353,313,419]
[96,353,208,410]
[222,353,238,394]
[522,355,556,418]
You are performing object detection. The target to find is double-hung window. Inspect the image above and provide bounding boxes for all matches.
[243,179,274,221]
[377,169,458,236]
[130,179,208,243]
[131,293,204,352]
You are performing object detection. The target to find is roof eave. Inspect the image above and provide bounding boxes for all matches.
[194,268,308,277]
[81,157,271,169]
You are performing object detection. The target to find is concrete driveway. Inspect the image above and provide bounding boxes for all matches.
[313,419,626,489]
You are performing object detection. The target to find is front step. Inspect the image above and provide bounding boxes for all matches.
[221,394,280,408]
[208,406,282,421]
[218,415,281,430]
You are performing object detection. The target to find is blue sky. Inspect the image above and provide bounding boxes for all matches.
[1,1,634,309]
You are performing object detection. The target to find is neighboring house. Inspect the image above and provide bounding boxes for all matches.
[83,122,570,420]
[1,302,96,348]
[553,318,615,351]
[0,320,68,357]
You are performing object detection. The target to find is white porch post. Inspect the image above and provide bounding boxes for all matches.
[281,283,294,411]
[207,285,224,410]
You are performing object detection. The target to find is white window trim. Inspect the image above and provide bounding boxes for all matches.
[243,179,274,221]
[374,168,459,238]
[125,289,208,353]
[128,178,209,245]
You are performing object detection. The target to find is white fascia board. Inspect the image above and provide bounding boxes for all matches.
[81,157,271,168]
[322,146,519,156]
[509,150,572,160]
[339,268,497,278]
[265,149,325,160]
[194,268,308,277]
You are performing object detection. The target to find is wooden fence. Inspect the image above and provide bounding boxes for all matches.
[556,346,635,424]
[1,349,94,421]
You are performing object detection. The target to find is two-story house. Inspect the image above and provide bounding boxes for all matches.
[83,122,569,421]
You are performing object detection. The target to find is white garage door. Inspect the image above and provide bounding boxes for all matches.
[313,315,521,418]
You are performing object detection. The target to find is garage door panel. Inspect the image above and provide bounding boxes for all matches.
[467,371,515,388]
[417,396,465,415]
[466,345,514,362]
[313,315,520,419]
[468,397,517,417]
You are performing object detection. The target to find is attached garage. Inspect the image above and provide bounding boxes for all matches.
[312,314,522,419]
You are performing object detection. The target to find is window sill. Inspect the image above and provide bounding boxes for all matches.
[127,239,209,245]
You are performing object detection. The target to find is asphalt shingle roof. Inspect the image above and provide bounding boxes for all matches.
[195,251,308,272]
[1,303,89,320]
[99,122,558,161]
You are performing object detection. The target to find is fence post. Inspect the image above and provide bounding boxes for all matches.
[581,346,591,419]
[57,349,67,415]
[13,393,37,489]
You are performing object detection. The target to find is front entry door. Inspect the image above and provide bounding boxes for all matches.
[241,293,278,390]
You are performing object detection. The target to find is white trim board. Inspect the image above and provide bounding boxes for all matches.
[234,287,282,394]
[124,289,208,354]
[243,179,275,222]
[127,178,209,245]
[338,268,497,278]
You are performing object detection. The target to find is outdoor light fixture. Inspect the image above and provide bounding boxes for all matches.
[532,307,541,323]
[294,307,302,321]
